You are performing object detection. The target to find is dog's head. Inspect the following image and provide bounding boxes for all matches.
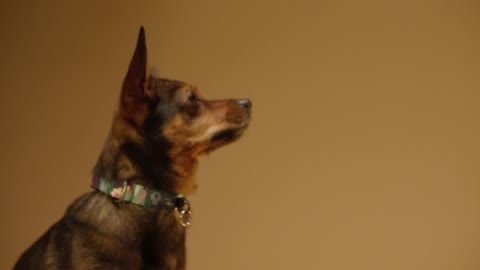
[116,27,251,161]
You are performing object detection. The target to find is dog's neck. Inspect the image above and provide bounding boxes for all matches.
[93,130,198,196]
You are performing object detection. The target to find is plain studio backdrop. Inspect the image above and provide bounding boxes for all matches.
[1,1,479,269]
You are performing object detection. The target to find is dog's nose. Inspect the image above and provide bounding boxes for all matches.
[237,99,251,109]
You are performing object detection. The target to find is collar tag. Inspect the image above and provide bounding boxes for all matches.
[175,194,192,227]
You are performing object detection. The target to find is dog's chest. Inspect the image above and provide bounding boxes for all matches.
[72,193,187,269]
[140,211,187,269]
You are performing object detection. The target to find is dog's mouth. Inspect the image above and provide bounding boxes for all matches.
[210,121,249,143]
[211,129,238,142]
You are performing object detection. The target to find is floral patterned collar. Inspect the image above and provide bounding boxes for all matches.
[90,176,192,227]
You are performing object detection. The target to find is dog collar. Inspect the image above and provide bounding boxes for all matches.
[90,176,192,227]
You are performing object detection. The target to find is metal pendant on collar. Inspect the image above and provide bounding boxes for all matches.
[175,194,192,228]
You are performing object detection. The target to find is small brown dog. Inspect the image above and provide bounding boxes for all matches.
[14,27,251,270]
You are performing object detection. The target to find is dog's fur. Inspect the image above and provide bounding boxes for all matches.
[14,27,251,270]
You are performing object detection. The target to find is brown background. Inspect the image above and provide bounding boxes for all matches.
[1,1,479,269]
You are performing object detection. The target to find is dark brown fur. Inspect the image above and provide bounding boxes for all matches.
[14,27,251,270]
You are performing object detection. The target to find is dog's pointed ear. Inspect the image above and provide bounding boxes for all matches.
[119,26,149,125]
[121,26,147,105]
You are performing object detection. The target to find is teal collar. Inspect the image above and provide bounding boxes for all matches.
[91,176,192,227]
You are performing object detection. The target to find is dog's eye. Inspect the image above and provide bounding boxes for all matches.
[188,92,199,103]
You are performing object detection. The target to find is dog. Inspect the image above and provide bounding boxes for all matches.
[14,26,251,270]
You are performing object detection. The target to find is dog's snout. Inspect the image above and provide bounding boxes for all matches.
[237,99,251,109]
